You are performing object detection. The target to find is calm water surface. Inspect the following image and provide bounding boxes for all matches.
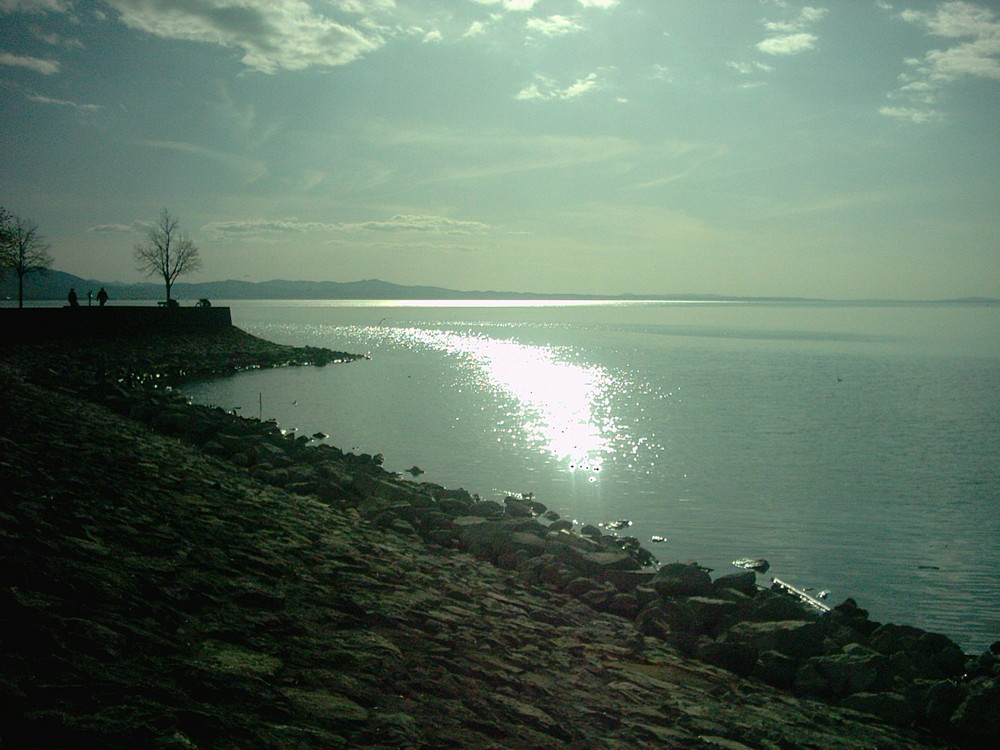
[185,300,1000,652]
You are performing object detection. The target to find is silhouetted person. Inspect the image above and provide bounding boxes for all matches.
[97,287,109,307]
[87,290,93,306]
[67,288,79,307]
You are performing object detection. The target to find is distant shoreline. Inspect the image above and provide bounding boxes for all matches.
[2,269,996,306]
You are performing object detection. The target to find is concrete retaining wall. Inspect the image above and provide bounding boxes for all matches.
[0,306,233,342]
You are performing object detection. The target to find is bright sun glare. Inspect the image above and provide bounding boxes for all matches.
[395,328,615,477]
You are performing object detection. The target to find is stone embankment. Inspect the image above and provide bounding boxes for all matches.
[2,326,997,748]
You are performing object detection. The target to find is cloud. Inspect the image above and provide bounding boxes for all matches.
[202,219,339,237]
[463,20,489,38]
[525,15,584,38]
[345,215,491,234]
[31,29,85,48]
[0,51,60,73]
[756,5,827,56]
[577,0,619,7]
[202,215,491,237]
[727,60,774,75]
[884,1,1000,122]
[88,222,145,234]
[468,0,538,8]
[331,0,395,12]
[0,0,69,12]
[361,122,698,186]
[757,32,818,55]
[103,0,383,73]
[516,71,603,101]
[878,105,944,123]
[138,139,267,180]
[27,94,101,111]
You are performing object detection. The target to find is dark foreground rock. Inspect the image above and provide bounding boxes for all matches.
[1,328,994,748]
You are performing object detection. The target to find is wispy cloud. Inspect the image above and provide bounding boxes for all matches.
[138,139,267,181]
[878,105,944,123]
[525,15,584,38]
[202,219,339,237]
[516,71,604,101]
[27,93,100,111]
[884,1,1000,122]
[103,0,383,73]
[0,0,69,12]
[87,222,145,234]
[360,122,702,188]
[757,32,818,55]
[202,215,491,238]
[345,215,491,234]
[727,60,774,75]
[727,5,825,81]
[0,51,60,74]
[756,6,827,56]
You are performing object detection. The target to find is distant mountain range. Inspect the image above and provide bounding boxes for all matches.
[1,269,995,305]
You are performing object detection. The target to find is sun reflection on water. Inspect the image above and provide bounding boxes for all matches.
[386,327,618,476]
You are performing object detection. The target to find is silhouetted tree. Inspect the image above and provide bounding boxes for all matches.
[2,213,52,308]
[134,209,202,302]
[0,207,14,275]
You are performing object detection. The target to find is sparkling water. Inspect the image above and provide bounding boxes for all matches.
[184,300,1000,652]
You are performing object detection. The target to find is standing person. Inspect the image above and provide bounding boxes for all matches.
[67,288,79,307]
[87,290,93,306]
[97,287,109,307]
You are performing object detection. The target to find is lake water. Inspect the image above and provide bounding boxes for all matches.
[184,300,1000,652]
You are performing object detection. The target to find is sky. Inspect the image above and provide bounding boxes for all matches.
[1,0,999,299]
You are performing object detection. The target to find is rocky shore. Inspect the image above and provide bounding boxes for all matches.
[1,326,997,748]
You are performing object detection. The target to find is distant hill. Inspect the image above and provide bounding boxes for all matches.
[2,270,995,305]
[0,271,760,303]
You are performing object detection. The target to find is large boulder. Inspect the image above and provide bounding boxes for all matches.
[751,650,799,689]
[712,570,757,596]
[554,547,640,578]
[721,620,827,660]
[950,676,1000,742]
[695,639,758,677]
[866,623,967,680]
[684,596,746,637]
[794,645,892,699]
[650,563,713,598]
[839,692,915,727]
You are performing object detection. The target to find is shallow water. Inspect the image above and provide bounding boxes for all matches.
[185,300,1000,652]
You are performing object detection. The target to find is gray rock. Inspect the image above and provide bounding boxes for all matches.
[503,496,534,517]
[798,649,891,699]
[752,649,799,689]
[563,577,599,597]
[695,639,757,676]
[685,596,745,636]
[650,562,713,598]
[722,620,826,660]
[839,692,915,727]
[950,676,1000,741]
[468,499,503,517]
[713,571,757,596]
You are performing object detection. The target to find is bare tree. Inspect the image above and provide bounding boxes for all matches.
[0,206,14,277]
[2,214,53,308]
[134,209,202,303]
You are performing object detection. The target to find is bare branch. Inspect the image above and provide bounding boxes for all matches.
[134,208,202,301]
[2,214,53,307]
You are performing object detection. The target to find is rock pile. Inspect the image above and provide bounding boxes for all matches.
[2,327,997,748]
